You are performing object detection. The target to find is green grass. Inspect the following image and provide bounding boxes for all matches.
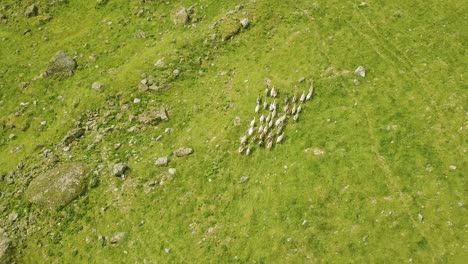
[0,0,466,263]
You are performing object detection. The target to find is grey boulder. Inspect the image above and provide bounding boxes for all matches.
[25,163,88,209]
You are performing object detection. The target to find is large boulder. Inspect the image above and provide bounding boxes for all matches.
[44,51,77,77]
[25,163,88,209]
[0,231,12,264]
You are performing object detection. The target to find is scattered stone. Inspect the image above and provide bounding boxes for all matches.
[0,232,12,264]
[44,51,77,77]
[354,66,366,78]
[449,165,457,171]
[155,157,169,167]
[25,4,38,17]
[8,134,15,140]
[240,18,250,28]
[174,147,193,157]
[62,127,85,145]
[113,163,128,177]
[298,77,305,83]
[156,135,163,141]
[133,98,141,104]
[168,168,176,175]
[173,7,190,25]
[239,176,249,184]
[173,68,181,77]
[110,232,125,244]
[164,128,171,133]
[353,79,360,85]
[458,202,464,207]
[164,248,171,254]
[358,2,368,8]
[91,82,102,91]
[25,163,89,209]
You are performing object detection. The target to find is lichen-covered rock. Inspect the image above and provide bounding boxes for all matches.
[62,127,85,145]
[138,108,169,125]
[44,51,77,77]
[25,163,88,209]
[174,147,193,157]
[155,157,169,167]
[0,231,12,264]
[25,4,38,18]
[219,17,241,40]
[113,163,128,177]
[173,7,190,25]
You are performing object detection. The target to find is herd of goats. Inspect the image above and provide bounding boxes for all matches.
[238,79,314,155]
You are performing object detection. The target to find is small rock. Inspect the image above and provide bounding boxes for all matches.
[44,51,77,77]
[154,58,165,67]
[234,116,241,126]
[168,168,176,175]
[62,127,85,145]
[313,148,325,156]
[449,165,457,171]
[133,98,141,104]
[164,128,171,133]
[164,248,171,254]
[91,82,102,91]
[353,79,360,85]
[354,66,366,77]
[25,4,38,17]
[138,108,169,125]
[298,77,305,83]
[240,18,250,28]
[110,232,125,244]
[418,213,424,222]
[155,157,169,167]
[8,134,15,140]
[173,68,181,77]
[156,135,163,141]
[174,147,193,157]
[113,163,128,177]
[173,7,190,25]
[19,81,29,89]
[7,212,18,222]
[0,232,12,263]
[239,176,249,184]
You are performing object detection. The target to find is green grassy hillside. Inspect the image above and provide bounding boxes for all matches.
[0,0,466,263]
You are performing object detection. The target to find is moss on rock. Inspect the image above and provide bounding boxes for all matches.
[25,163,88,209]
